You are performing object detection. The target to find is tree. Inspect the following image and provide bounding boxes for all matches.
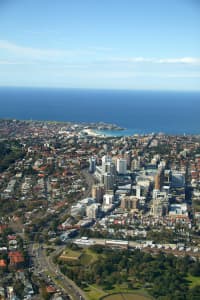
[187,285,200,300]
[190,261,200,277]
[13,280,25,298]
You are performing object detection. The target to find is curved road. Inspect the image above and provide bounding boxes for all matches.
[32,243,87,300]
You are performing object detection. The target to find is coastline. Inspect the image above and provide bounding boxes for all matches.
[1,88,200,135]
[82,128,106,137]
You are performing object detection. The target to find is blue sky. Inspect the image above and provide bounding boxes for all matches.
[0,0,200,90]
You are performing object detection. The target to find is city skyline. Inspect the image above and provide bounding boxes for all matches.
[0,0,200,90]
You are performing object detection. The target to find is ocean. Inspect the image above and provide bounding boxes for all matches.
[0,87,200,135]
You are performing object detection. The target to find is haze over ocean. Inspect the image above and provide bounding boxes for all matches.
[0,87,200,135]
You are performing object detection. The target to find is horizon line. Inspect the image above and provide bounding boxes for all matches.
[0,85,200,93]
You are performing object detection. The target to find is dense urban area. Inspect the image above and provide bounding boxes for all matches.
[0,119,200,300]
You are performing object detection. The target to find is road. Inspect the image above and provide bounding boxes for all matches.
[31,243,87,300]
[81,168,96,198]
[26,169,95,299]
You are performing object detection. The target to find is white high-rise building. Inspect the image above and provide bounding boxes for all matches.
[116,158,127,174]
[103,194,114,206]
[136,185,141,198]
[101,155,116,190]
[102,155,113,172]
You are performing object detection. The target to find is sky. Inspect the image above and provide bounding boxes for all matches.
[0,0,200,90]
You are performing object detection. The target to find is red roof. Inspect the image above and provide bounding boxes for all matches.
[46,286,56,293]
[38,173,45,177]
[9,251,24,265]
[0,224,7,233]
[8,235,17,241]
[0,259,6,267]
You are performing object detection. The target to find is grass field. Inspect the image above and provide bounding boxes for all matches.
[84,284,107,300]
[101,293,151,300]
[59,248,81,261]
[83,248,99,263]
[84,284,153,300]
[187,275,200,288]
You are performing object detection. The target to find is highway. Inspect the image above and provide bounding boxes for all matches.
[31,243,87,300]
[81,168,96,198]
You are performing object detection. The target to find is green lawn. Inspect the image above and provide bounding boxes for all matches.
[84,284,153,300]
[80,253,93,265]
[102,294,151,300]
[59,248,82,261]
[187,275,200,288]
[84,284,107,300]
[84,248,99,263]
[59,247,99,266]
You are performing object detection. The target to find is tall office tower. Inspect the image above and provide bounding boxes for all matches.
[92,184,104,203]
[101,155,108,171]
[101,155,116,191]
[125,151,132,169]
[116,158,127,174]
[102,155,113,172]
[103,173,115,191]
[89,157,96,173]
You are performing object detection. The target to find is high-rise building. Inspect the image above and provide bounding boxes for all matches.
[102,155,110,171]
[89,157,96,173]
[171,171,185,188]
[101,155,116,191]
[86,203,99,219]
[103,173,115,190]
[92,184,104,203]
[102,155,114,172]
[103,193,114,206]
[124,151,132,169]
[136,185,145,199]
[131,157,141,171]
[152,190,169,216]
[152,198,164,217]
[116,158,127,175]
[121,196,139,210]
